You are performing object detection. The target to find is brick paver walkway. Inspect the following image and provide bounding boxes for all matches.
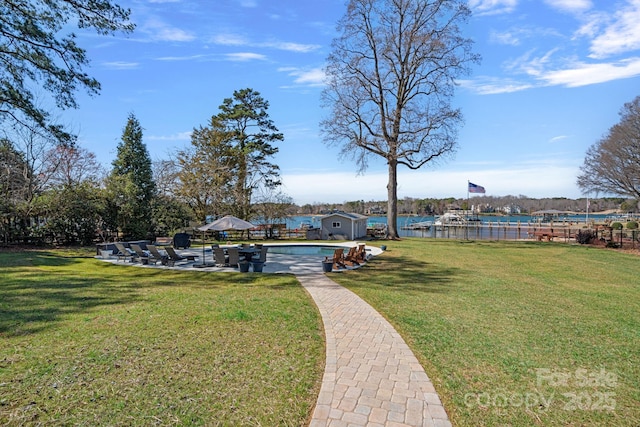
[297,273,451,427]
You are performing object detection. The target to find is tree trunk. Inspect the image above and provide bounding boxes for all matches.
[386,159,399,239]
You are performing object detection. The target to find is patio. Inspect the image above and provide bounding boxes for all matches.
[97,242,382,274]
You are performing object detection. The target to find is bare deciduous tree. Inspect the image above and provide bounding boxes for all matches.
[43,145,104,188]
[577,96,640,205]
[176,118,235,222]
[321,0,479,238]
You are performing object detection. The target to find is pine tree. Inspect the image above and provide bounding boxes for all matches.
[105,113,156,239]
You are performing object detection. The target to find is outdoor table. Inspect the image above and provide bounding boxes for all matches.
[238,248,257,262]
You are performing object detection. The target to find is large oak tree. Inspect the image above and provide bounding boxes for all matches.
[577,96,640,205]
[321,0,478,238]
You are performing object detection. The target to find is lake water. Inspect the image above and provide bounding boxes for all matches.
[285,214,612,240]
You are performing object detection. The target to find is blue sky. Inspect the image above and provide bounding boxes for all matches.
[64,0,640,205]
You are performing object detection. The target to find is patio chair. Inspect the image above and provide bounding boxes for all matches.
[356,244,367,263]
[213,247,229,267]
[332,248,346,270]
[344,246,360,267]
[114,242,136,263]
[147,244,169,265]
[130,243,160,265]
[251,246,268,263]
[226,247,240,268]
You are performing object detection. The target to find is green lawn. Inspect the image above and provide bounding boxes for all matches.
[1,241,639,426]
[331,239,640,426]
[0,249,324,426]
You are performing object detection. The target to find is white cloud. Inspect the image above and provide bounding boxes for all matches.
[147,131,192,141]
[212,33,320,53]
[588,0,640,58]
[155,54,208,61]
[541,57,640,86]
[225,52,267,61]
[549,135,570,143]
[544,0,592,14]
[142,18,195,42]
[510,48,560,78]
[458,77,533,94]
[102,61,139,70]
[212,33,249,46]
[280,67,326,87]
[468,0,518,16]
[490,30,521,46]
[265,41,321,53]
[574,11,608,39]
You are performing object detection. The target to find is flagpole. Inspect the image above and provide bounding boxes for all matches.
[466,180,470,239]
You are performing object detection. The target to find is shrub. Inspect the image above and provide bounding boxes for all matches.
[611,222,623,230]
[575,229,596,244]
[626,220,638,229]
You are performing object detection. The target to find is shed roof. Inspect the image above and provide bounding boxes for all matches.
[322,212,368,221]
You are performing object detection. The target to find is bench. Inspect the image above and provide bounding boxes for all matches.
[532,229,563,241]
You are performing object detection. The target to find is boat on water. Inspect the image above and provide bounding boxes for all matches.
[299,220,313,230]
[401,220,433,230]
[367,222,388,237]
[433,212,467,226]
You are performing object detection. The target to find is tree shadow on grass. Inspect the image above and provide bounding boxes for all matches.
[0,253,141,337]
[339,252,466,294]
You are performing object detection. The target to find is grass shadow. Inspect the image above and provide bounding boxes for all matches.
[339,252,465,294]
[0,254,142,337]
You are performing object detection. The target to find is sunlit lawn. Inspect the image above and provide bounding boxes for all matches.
[332,239,640,426]
[0,249,324,426]
[2,240,639,426]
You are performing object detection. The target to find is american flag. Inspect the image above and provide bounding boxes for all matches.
[468,182,486,194]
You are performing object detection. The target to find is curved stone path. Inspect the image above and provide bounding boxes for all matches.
[297,273,451,427]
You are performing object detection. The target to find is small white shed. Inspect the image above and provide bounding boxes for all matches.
[320,212,369,240]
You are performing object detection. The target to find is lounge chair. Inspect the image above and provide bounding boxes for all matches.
[130,243,160,265]
[226,247,240,268]
[147,244,169,265]
[213,247,229,267]
[356,244,367,263]
[114,242,136,262]
[344,246,360,267]
[164,246,191,266]
[332,248,346,270]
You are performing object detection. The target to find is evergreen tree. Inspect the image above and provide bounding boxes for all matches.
[0,0,134,144]
[105,113,156,239]
[215,88,283,220]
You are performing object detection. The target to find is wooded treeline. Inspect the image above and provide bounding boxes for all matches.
[297,196,635,217]
[1,89,291,246]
